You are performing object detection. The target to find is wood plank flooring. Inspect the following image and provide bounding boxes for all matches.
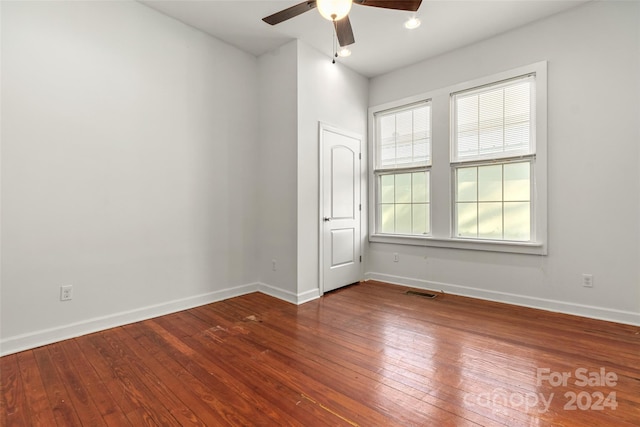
[2,280,639,426]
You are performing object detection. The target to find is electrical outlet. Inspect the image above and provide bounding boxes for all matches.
[393,253,399,262]
[582,274,593,288]
[272,259,277,271]
[60,285,73,301]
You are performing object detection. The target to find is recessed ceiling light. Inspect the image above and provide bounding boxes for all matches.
[338,47,352,57]
[404,16,421,30]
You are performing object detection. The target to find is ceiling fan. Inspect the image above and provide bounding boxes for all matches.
[262,0,423,47]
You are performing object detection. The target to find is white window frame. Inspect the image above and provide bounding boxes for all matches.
[368,61,547,255]
[372,101,432,237]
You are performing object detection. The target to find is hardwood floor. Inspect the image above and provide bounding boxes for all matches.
[2,280,639,426]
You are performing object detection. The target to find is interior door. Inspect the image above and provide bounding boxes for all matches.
[320,125,361,293]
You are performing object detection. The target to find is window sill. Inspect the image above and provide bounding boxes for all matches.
[369,234,547,255]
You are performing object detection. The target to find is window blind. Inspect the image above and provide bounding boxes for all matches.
[452,75,535,162]
[375,102,431,170]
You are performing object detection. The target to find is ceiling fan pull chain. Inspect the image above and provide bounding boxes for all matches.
[332,24,337,63]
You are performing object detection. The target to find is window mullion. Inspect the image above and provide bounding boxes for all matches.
[476,167,479,238]
[502,164,505,240]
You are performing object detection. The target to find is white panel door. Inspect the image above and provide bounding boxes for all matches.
[321,125,361,293]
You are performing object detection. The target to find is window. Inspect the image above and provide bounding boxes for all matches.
[455,162,531,241]
[374,102,431,236]
[369,62,547,254]
[452,75,536,242]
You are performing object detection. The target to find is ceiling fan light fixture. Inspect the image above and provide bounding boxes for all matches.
[404,16,421,30]
[338,46,352,57]
[317,0,353,22]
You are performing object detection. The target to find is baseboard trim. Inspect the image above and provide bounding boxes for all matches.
[257,283,321,305]
[365,272,640,326]
[0,282,324,357]
[0,282,260,357]
[295,288,322,304]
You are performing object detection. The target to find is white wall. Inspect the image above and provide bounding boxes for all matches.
[1,0,260,354]
[296,41,369,297]
[367,0,640,324]
[256,40,369,302]
[256,41,299,298]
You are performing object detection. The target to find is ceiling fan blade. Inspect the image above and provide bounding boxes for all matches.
[262,1,317,25]
[354,0,422,12]
[334,15,355,47]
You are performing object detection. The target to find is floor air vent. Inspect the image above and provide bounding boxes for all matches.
[405,290,437,299]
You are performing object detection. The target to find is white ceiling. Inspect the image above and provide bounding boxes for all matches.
[140,0,588,78]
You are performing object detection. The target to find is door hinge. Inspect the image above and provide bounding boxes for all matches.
[359,153,362,160]
[359,255,362,262]
[359,204,361,211]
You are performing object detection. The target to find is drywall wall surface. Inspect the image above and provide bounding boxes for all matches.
[1,0,260,350]
[367,1,640,323]
[296,41,369,296]
[257,40,299,297]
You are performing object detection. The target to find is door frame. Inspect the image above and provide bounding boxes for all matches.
[318,122,364,296]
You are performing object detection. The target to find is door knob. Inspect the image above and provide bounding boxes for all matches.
[323,217,332,222]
